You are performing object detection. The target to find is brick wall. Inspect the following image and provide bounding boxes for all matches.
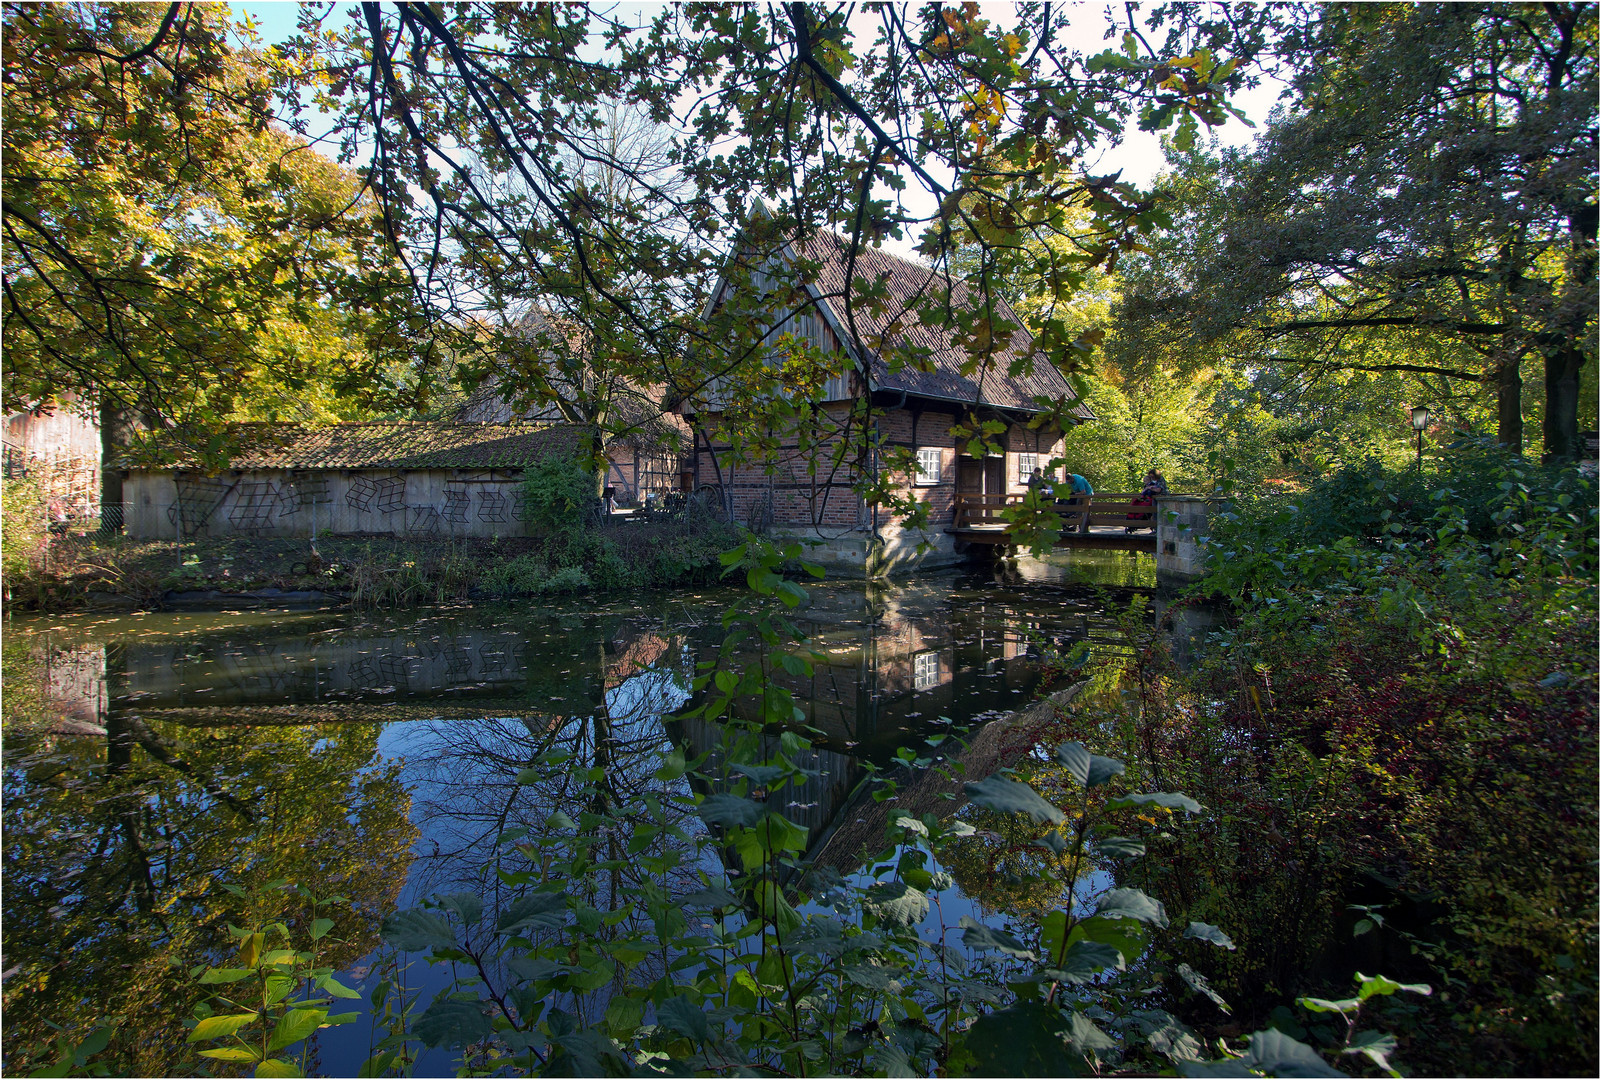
[692,402,1066,533]
[694,401,866,531]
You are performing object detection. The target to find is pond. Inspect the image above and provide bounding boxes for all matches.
[1,551,1157,1075]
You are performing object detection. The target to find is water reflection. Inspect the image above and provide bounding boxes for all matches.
[1,636,416,1075]
[2,554,1156,1073]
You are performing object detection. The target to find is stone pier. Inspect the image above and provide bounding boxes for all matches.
[1154,495,1221,587]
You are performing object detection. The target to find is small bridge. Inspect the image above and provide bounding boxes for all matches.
[950,492,1167,553]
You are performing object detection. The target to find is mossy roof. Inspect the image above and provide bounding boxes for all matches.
[124,422,587,471]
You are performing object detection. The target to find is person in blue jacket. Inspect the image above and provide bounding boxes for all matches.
[1062,473,1093,533]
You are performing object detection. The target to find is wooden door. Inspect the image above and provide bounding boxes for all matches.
[984,456,1005,496]
[956,455,984,494]
[956,455,1005,494]
[957,456,1006,525]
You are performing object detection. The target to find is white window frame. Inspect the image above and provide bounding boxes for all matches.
[915,447,942,486]
[913,650,940,690]
[1017,452,1040,484]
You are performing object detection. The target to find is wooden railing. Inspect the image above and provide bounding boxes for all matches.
[951,492,1021,529]
[953,491,1164,532]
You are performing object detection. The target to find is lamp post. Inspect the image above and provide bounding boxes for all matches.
[1410,405,1431,470]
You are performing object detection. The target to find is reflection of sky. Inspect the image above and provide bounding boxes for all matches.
[329,662,696,1077]
[605,664,692,723]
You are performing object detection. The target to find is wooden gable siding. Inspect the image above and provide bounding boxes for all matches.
[707,258,855,406]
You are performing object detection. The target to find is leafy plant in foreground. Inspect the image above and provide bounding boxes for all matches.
[183,884,364,1078]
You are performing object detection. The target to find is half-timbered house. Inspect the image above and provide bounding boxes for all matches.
[685,227,1094,575]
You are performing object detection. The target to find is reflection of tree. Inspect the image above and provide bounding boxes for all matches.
[401,647,700,900]
[394,640,708,1000]
[941,806,1080,921]
[1,640,416,1076]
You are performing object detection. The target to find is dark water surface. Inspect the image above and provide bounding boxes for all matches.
[2,552,1155,1074]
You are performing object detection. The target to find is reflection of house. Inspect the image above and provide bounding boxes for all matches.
[3,399,101,520]
[119,422,586,539]
[677,714,865,864]
[687,227,1094,575]
[604,630,680,689]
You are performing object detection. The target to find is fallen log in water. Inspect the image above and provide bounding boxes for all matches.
[811,679,1088,874]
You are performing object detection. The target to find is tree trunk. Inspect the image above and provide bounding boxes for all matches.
[1543,346,1585,461]
[1495,358,1523,453]
[1547,200,1596,461]
[98,398,132,532]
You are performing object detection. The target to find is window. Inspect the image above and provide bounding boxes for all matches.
[1017,453,1039,484]
[915,447,942,486]
[913,650,941,690]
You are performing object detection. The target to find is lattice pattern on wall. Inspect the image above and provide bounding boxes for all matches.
[477,489,509,522]
[223,642,301,696]
[3,450,101,516]
[347,656,379,689]
[442,488,470,524]
[379,654,420,687]
[227,482,280,532]
[477,642,509,677]
[443,644,473,681]
[408,506,442,537]
[168,476,234,534]
[345,475,379,512]
[277,474,329,516]
[374,476,407,513]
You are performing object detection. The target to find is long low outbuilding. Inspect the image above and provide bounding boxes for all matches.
[118,422,590,540]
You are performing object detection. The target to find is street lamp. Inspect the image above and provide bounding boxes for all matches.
[1410,405,1431,469]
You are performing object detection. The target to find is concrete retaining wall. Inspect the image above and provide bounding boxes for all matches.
[769,521,974,579]
[124,468,532,540]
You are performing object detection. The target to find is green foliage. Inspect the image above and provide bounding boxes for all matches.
[480,555,591,597]
[183,887,362,1079]
[2,3,423,455]
[0,638,417,1076]
[1052,367,1214,492]
[538,564,592,595]
[1099,451,1598,1076]
[2,475,47,592]
[1121,4,1597,457]
[1202,446,1597,606]
[520,456,600,537]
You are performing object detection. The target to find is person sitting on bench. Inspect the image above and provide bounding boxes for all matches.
[1061,473,1093,534]
[1126,469,1167,532]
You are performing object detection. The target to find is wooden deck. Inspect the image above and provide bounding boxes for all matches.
[950,492,1160,553]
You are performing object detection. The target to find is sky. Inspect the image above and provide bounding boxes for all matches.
[232,1,1286,258]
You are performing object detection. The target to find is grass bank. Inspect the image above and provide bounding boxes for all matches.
[1,503,742,611]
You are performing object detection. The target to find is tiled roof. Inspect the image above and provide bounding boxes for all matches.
[792,229,1095,420]
[126,422,587,470]
[453,308,689,443]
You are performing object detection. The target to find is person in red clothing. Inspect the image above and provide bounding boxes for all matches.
[1126,469,1168,532]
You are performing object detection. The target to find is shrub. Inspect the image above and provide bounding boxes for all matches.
[520,456,599,535]
[480,553,550,596]
[537,565,590,594]
[1098,452,1601,1075]
[2,476,48,597]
